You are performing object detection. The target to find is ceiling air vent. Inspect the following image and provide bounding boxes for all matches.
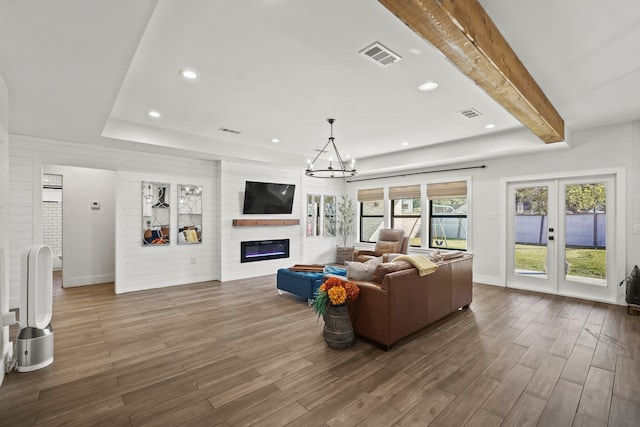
[458,108,483,119]
[359,42,402,66]
[219,127,241,134]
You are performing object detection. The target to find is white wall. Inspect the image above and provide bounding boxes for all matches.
[115,170,215,293]
[0,73,10,385]
[346,120,638,304]
[300,175,346,263]
[42,165,116,287]
[8,135,219,306]
[219,161,345,281]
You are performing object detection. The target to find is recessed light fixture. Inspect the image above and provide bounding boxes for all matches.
[401,142,409,146]
[271,138,279,143]
[418,81,439,91]
[485,123,496,129]
[344,154,352,159]
[180,69,198,79]
[148,110,161,118]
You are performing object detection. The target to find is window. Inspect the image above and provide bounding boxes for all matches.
[428,181,468,250]
[390,185,421,247]
[358,188,384,242]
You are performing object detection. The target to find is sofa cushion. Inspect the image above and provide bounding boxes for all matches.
[371,260,415,284]
[374,241,401,256]
[345,257,382,281]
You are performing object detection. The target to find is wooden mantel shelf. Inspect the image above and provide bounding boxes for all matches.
[232,219,300,227]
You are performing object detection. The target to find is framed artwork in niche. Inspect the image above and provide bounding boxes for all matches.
[142,182,170,246]
[178,184,202,244]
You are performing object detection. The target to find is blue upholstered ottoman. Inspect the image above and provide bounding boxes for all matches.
[277,266,347,306]
[276,269,325,306]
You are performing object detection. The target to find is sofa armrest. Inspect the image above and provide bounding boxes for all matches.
[353,248,375,260]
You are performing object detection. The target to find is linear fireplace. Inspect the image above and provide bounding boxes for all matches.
[240,239,290,263]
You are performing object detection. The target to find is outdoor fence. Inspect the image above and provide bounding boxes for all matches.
[515,213,606,248]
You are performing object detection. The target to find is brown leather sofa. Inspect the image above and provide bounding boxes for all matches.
[346,254,473,349]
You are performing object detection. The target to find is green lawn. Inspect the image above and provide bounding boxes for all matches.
[430,238,467,250]
[515,244,606,279]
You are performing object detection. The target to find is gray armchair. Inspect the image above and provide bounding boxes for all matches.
[353,229,409,262]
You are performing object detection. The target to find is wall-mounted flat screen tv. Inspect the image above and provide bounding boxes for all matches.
[242,181,296,214]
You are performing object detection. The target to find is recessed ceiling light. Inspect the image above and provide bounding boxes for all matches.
[271,138,279,143]
[418,81,439,91]
[344,154,352,158]
[485,123,496,129]
[180,69,198,79]
[148,110,161,118]
[401,142,409,146]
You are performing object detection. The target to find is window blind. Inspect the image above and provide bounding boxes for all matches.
[388,185,421,200]
[427,181,467,199]
[357,188,384,202]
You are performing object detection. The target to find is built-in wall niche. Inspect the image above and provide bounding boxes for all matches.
[323,195,336,237]
[142,182,170,246]
[307,194,321,237]
[178,184,202,244]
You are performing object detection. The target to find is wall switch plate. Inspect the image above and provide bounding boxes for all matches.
[634,224,640,234]
[190,257,196,264]
[488,211,497,220]
[91,201,100,210]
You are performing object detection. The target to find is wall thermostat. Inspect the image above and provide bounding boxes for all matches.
[91,201,100,210]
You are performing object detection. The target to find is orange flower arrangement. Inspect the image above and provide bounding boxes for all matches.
[313,277,359,318]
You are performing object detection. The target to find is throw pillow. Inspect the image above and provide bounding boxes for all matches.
[371,260,415,284]
[374,241,401,256]
[345,257,382,281]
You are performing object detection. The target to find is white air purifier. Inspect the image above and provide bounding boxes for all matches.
[17,245,54,372]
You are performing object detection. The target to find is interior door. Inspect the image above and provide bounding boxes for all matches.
[506,181,556,293]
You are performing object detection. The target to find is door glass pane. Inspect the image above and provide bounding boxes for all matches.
[564,183,607,285]
[514,186,548,278]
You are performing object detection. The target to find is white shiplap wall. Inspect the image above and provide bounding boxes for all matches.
[0,74,9,385]
[219,161,345,281]
[300,175,345,264]
[116,171,215,293]
[8,135,219,306]
[220,161,302,281]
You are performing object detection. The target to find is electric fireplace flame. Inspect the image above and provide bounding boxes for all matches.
[240,239,290,263]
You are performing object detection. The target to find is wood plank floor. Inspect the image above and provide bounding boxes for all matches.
[1,272,639,426]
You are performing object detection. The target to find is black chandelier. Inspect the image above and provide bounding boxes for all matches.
[306,118,357,178]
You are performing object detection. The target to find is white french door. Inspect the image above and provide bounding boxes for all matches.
[507,175,616,302]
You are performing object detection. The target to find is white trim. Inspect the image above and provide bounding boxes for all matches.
[63,274,115,287]
[500,167,626,304]
[473,275,504,287]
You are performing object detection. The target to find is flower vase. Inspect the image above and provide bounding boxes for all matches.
[323,304,354,349]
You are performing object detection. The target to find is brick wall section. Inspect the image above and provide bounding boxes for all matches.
[42,201,62,256]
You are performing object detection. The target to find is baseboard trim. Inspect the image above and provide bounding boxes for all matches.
[473,274,504,287]
[64,273,114,288]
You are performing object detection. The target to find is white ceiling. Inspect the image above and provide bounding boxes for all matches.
[1,0,639,175]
